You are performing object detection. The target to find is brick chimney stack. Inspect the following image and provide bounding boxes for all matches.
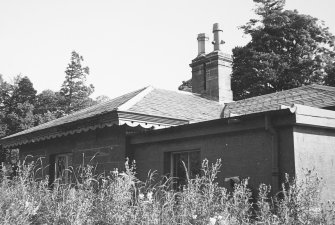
[190,23,233,104]
[197,33,209,56]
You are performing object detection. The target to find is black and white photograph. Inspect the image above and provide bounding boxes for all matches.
[1,0,335,224]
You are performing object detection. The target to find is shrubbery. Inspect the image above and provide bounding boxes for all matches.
[0,158,334,224]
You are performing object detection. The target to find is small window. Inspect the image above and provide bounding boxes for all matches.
[55,154,72,183]
[171,150,201,189]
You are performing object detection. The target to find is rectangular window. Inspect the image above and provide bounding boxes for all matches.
[55,154,72,183]
[171,150,201,189]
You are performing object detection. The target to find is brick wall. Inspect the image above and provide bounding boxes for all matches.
[191,62,207,95]
[190,52,232,103]
[19,126,127,182]
[131,129,275,192]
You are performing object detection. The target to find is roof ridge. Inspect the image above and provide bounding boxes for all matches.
[154,88,222,104]
[160,88,196,96]
[309,84,335,91]
[118,86,154,111]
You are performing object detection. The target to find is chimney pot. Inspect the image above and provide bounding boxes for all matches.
[212,23,224,51]
[213,23,222,32]
[197,33,209,56]
[190,24,233,105]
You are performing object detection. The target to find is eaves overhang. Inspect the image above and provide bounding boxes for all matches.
[129,108,296,145]
[117,111,189,128]
[129,104,335,145]
[0,111,120,148]
[0,110,189,148]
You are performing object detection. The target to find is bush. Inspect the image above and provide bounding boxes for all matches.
[0,158,334,224]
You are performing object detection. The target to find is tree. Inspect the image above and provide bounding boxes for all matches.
[60,51,94,114]
[325,61,335,86]
[0,75,11,137]
[178,80,192,92]
[6,102,35,134]
[1,76,37,136]
[0,75,48,165]
[231,0,335,100]
[95,95,111,104]
[34,89,65,122]
[11,76,37,105]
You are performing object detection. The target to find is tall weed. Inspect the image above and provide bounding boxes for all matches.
[0,158,334,224]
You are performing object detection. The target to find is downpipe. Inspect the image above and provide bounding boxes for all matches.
[265,114,280,194]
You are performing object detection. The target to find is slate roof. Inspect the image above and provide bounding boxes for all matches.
[1,84,335,147]
[1,87,147,141]
[224,84,335,116]
[128,88,222,123]
[1,86,222,143]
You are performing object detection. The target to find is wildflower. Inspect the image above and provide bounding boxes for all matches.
[139,193,144,200]
[112,168,119,176]
[32,203,40,215]
[147,191,153,202]
[209,217,217,225]
[309,207,321,214]
[25,201,30,208]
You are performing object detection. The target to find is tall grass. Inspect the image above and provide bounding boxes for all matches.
[0,158,334,224]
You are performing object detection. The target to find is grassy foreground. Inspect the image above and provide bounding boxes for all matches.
[0,158,335,225]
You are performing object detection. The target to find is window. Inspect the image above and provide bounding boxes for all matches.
[55,154,72,183]
[171,150,201,189]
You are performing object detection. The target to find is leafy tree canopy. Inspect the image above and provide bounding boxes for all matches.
[6,102,35,135]
[95,95,111,104]
[0,52,98,164]
[34,90,65,124]
[35,90,64,115]
[11,76,37,106]
[231,0,335,100]
[0,76,37,136]
[178,80,192,92]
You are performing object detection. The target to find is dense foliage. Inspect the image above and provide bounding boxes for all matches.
[0,51,109,164]
[0,75,37,137]
[0,51,95,139]
[232,0,335,100]
[0,158,334,224]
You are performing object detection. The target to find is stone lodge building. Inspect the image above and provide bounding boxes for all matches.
[1,23,335,200]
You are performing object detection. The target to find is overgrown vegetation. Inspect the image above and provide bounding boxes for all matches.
[1,158,334,224]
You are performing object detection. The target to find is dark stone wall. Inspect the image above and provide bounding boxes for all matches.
[191,62,207,95]
[17,115,300,197]
[131,129,276,192]
[19,126,127,181]
[190,52,233,103]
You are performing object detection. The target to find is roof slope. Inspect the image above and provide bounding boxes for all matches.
[225,84,335,116]
[1,86,222,142]
[3,87,147,140]
[128,88,222,123]
[2,84,335,146]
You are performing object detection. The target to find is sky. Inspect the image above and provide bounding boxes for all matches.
[1,0,335,99]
